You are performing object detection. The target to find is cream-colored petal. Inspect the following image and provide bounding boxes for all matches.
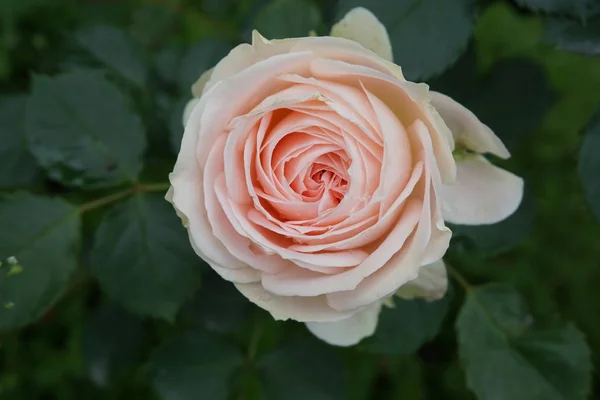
[441,156,524,225]
[305,301,382,346]
[396,259,447,301]
[430,91,510,159]
[182,98,200,127]
[235,282,354,322]
[191,67,214,98]
[331,7,393,62]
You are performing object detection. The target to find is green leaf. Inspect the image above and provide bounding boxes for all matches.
[0,95,41,189]
[360,292,450,355]
[343,351,379,400]
[203,0,239,18]
[0,193,80,331]
[431,56,555,151]
[514,0,598,19]
[27,70,146,189]
[376,356,425,400]
[254,0,322,39]
[450,187,535,256]
[90,194,202,320]
[457,284,592,400]
[130,4,178,48]
[76,25,147,87]
[154,46,185,85]
[259,337,345,400]
[180,270,251,334]
[468,60,555,151]
[148,329,243,400]
[544,15,600,56]
[578,111,600,222]
[178,39,231,93]
[82,304,147,387]
[336,0,477,80]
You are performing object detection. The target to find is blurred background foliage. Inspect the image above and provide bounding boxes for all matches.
[1,0,600,399]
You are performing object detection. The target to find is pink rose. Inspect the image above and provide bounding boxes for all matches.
[167,8,523,346]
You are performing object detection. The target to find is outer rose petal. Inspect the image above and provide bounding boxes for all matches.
[441,156,524,225]
[235,282,354,322]
[395,258,447,301]
[331,7,393,62]
[198,31,406,94]
[430,91,509,159]
[182,98,199,127]
[305,301,382,346]
[191,67,214,97]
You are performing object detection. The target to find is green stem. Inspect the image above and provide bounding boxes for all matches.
[77,182,170,213]
[139,182,170,192]
[247,321,263,362]
[78,188,133,213]
[447,266,472,292]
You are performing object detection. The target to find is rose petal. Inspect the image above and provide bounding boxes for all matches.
[441,156,524,225]
[182,98,199,128]
[170,100,250,273]
[330,7,393,62]
[430,91,510,159]
[191,67,214,98]
[326,120,451,311]
[260,198,422,297]
[308,58,456,184]
[235,282,354,322]
[395,258,447,301]
[305,301,382,346]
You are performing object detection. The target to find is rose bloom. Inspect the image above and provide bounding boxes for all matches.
[167,8,523,345]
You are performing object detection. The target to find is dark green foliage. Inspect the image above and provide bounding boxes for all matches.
[0,95,41,188]
[90,194,202,320]
[0,1,598,399]
[457,284,591,400]
[254,0,323,39]
[336,0,478,80]
[578,111,600,222]
[27,70,146,188]
[0,193,80,330]
[360,294,451,355]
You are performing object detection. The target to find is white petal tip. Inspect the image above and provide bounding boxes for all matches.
[442,157,525,225]
[331,7,393,62]
[305,302,381,346]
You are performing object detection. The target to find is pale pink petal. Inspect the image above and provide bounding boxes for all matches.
[305,301,382,346]
[204,135,289,274]
[235,282,354,322]
[361,85,412,213]
[326,120,451,311]
[309,58,456,184]
[191,67,214,97]
[196,51,315,166]
[441,156,524,225]
[260,198,422,297]
[210,262,262,283]
[182,98,199,128]
[169,93,248,271]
